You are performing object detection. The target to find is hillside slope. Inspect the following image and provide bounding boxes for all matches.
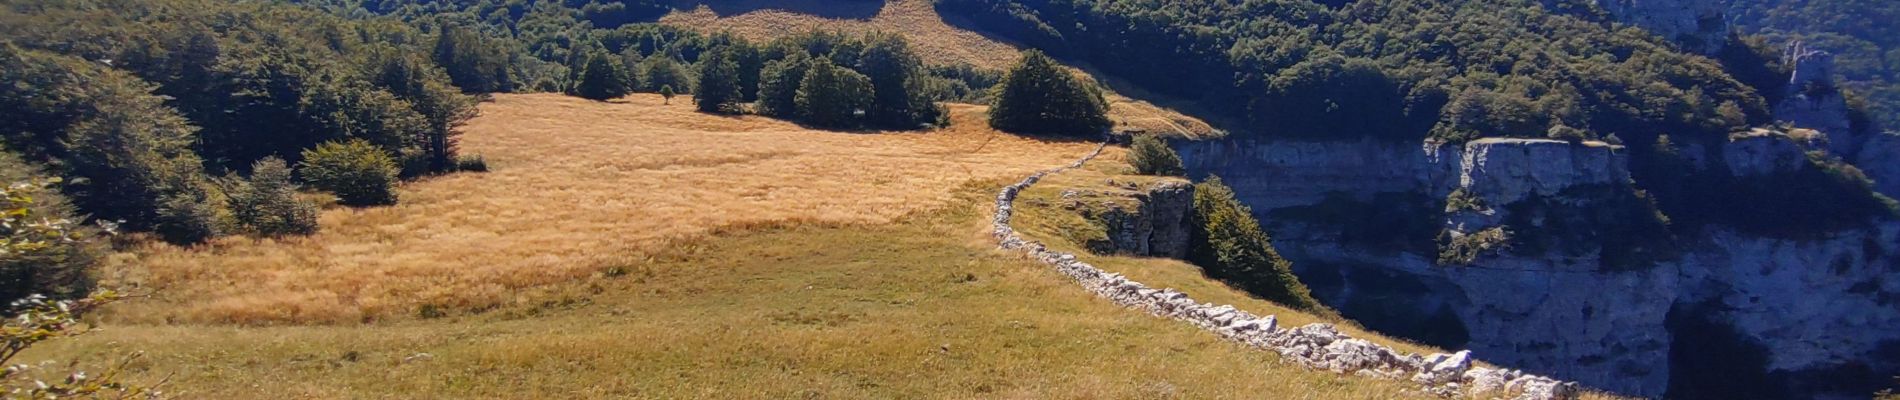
[660,0,1219,138]
[34,94,1457,398]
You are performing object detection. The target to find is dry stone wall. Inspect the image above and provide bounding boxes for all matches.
[992,142,1580,400]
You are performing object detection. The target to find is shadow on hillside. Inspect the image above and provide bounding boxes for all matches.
[927,2,1246,138]
[667,0,883,20]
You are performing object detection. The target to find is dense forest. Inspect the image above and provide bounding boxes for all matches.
[935,0,1896,242]
[937,0,1774,145]
[0,0,1087,303]
[1728,0,1900,131]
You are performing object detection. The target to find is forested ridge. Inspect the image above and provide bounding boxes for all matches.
[1728,0,1900,131]
[937,0,1898,240]
[937,0,1782,144]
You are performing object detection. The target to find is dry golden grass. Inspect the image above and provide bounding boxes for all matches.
[51,94,1626,398]
[100,93,1096,325]
[1010,151,1441,356]
[658,0,1219,137]
[663,0,1020,69]
[41,191,1443,399]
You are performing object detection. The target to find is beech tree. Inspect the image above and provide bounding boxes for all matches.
[757,53,812,117]
[795,58,874,129]
[858,33,944,129]
[570,50,634,101]
[989,50,1110,137]
[694,48,743,113]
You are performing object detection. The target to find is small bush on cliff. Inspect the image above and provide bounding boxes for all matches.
[1190,176,1328,314]
[1129,135,1184,176]
[299,139,400,207]
[226,157,319,236]
[988,50,1109,137]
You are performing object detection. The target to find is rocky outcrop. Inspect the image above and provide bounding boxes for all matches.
[1178,136,1900,398]
[1588,0,1726,54]
[1063,179,1194,258]
[1723,129,1818,176]
[1775,43,1860,157]
[992,142,1579,400]
[1456,138,1627,205]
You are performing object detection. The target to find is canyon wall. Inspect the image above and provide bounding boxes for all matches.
[1175,136,1900,399]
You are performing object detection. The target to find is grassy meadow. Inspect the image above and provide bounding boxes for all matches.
[21,94,1453,398]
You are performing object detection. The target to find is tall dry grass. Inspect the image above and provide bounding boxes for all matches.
[658,0,1219,137]
[100,93,1096,325]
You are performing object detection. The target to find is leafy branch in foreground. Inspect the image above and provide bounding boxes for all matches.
[0,292,163,399]
[1,180,164,398]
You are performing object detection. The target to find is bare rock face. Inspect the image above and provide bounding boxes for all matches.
[1456,138,1628,205]
[1774,42,1860,156]
[995,143,1582,400]
[1722,129,1816,176]
[1178,134,1900,398]
[1066,179,1195,258]
[1589,0,1726,54]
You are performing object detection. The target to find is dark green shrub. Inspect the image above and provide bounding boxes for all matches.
[455,154,489,172]
[1128,135,1184,176]
[226,157,319,236]
[154,191,223,245]
[1190,176,1329,314]
[299,139,400,207]
[988,50,1110,137]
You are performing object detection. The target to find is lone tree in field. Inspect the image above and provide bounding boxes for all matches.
[694,49,742,113]
[1129,134,1185,176]
[989,50,1110,137]
[570,50,633,101]
[795,58,874,129]
[660,85,676,104]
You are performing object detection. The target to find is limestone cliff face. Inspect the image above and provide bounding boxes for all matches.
[1064,179,1195,258]
[1176,136,1900,398]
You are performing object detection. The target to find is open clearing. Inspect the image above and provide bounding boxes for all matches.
[31,94,1454,399]
[101,93,1094,325]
